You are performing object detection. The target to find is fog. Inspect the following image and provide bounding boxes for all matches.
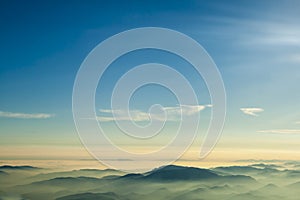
[0,162,299,200]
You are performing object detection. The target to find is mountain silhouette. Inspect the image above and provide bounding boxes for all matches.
[30,168,124,182]
[3,164,296,200]
[56,192,123,200]
[0,170,7,175]
[0,165,39,170]
[287,181,300,190]
[143,165,219,181]
[212,165,279,178]
[31,176,103,186]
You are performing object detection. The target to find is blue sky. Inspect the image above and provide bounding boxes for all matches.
[0,0,300,164]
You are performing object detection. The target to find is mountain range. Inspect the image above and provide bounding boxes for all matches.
[0,163,299,200]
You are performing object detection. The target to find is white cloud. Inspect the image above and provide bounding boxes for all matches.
[295,121,300,124]
[240,107,264,116]
[258,129,300,134]
[98,109,151,122]
[0,111,54,119]
[98,109,113,113]
[98,105,209,122]
[162,105,206,116]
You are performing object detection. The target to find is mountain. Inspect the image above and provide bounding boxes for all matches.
[250,163,281,169]
[14,176,108,198]
[212,165,278,177]
[287,181,300,190]
[118,173,144,180]
[0,170,7,175]
[213,166,263,174]
[31,176,103,187]
[141,165,256,183]
[56,192,123,200]
[252,183,282,195]
[0,165,39,170]
[228,192,263,200]
[3,164,298,200]
[34,165,255,184]
[282,169,300,178]
[143,165,219,181]
[30,168,125,181]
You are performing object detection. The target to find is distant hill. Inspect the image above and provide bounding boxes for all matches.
[31,176,103,186]
[213,166,263,173]
[23,165,256,191]
[0,165,39,170]
[115,165,256,183]
[56,192,123,200]
[253,183,280,194]
[287,181,300,190]
[228,192,263,200]
[30,168,125,181]
[143,165,219,181]
[0,170,8,175]
[5,164,299,200]
[118,173,144,180]
[282,169,300,178]
[250,163,281,169]
[212,165,278,177]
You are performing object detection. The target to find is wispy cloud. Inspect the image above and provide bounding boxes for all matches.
[98,109,152,122]
[0,111,54,119]
[296,121,300,124]
[162,105,206,116]
[213,16,300,47]
[205,15,300,66]
[240,107,264,116]
[258,129,300,134]
[244,24,300,46]
[98,105,210,122]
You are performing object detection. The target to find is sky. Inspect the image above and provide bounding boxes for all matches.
[0,0,300,169]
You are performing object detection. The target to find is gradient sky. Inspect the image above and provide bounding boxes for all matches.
[0,0,300,168]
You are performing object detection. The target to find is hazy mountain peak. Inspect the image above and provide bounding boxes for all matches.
[56,192,122,200]
[0,170,8,175]
[0,165,39,170]
[144,165,219,181]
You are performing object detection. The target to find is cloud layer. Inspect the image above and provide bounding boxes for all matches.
[0,111,54,119]
[240,107,264,116]
[98,105,210,122]
[258,129,300,134]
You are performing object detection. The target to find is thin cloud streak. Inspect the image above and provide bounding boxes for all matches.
[0,111,54,119]
[203,15,300,65]
[98,105,210,122]
[240,107,264,116]
[258,129,300,134]
[211,16,300,47]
